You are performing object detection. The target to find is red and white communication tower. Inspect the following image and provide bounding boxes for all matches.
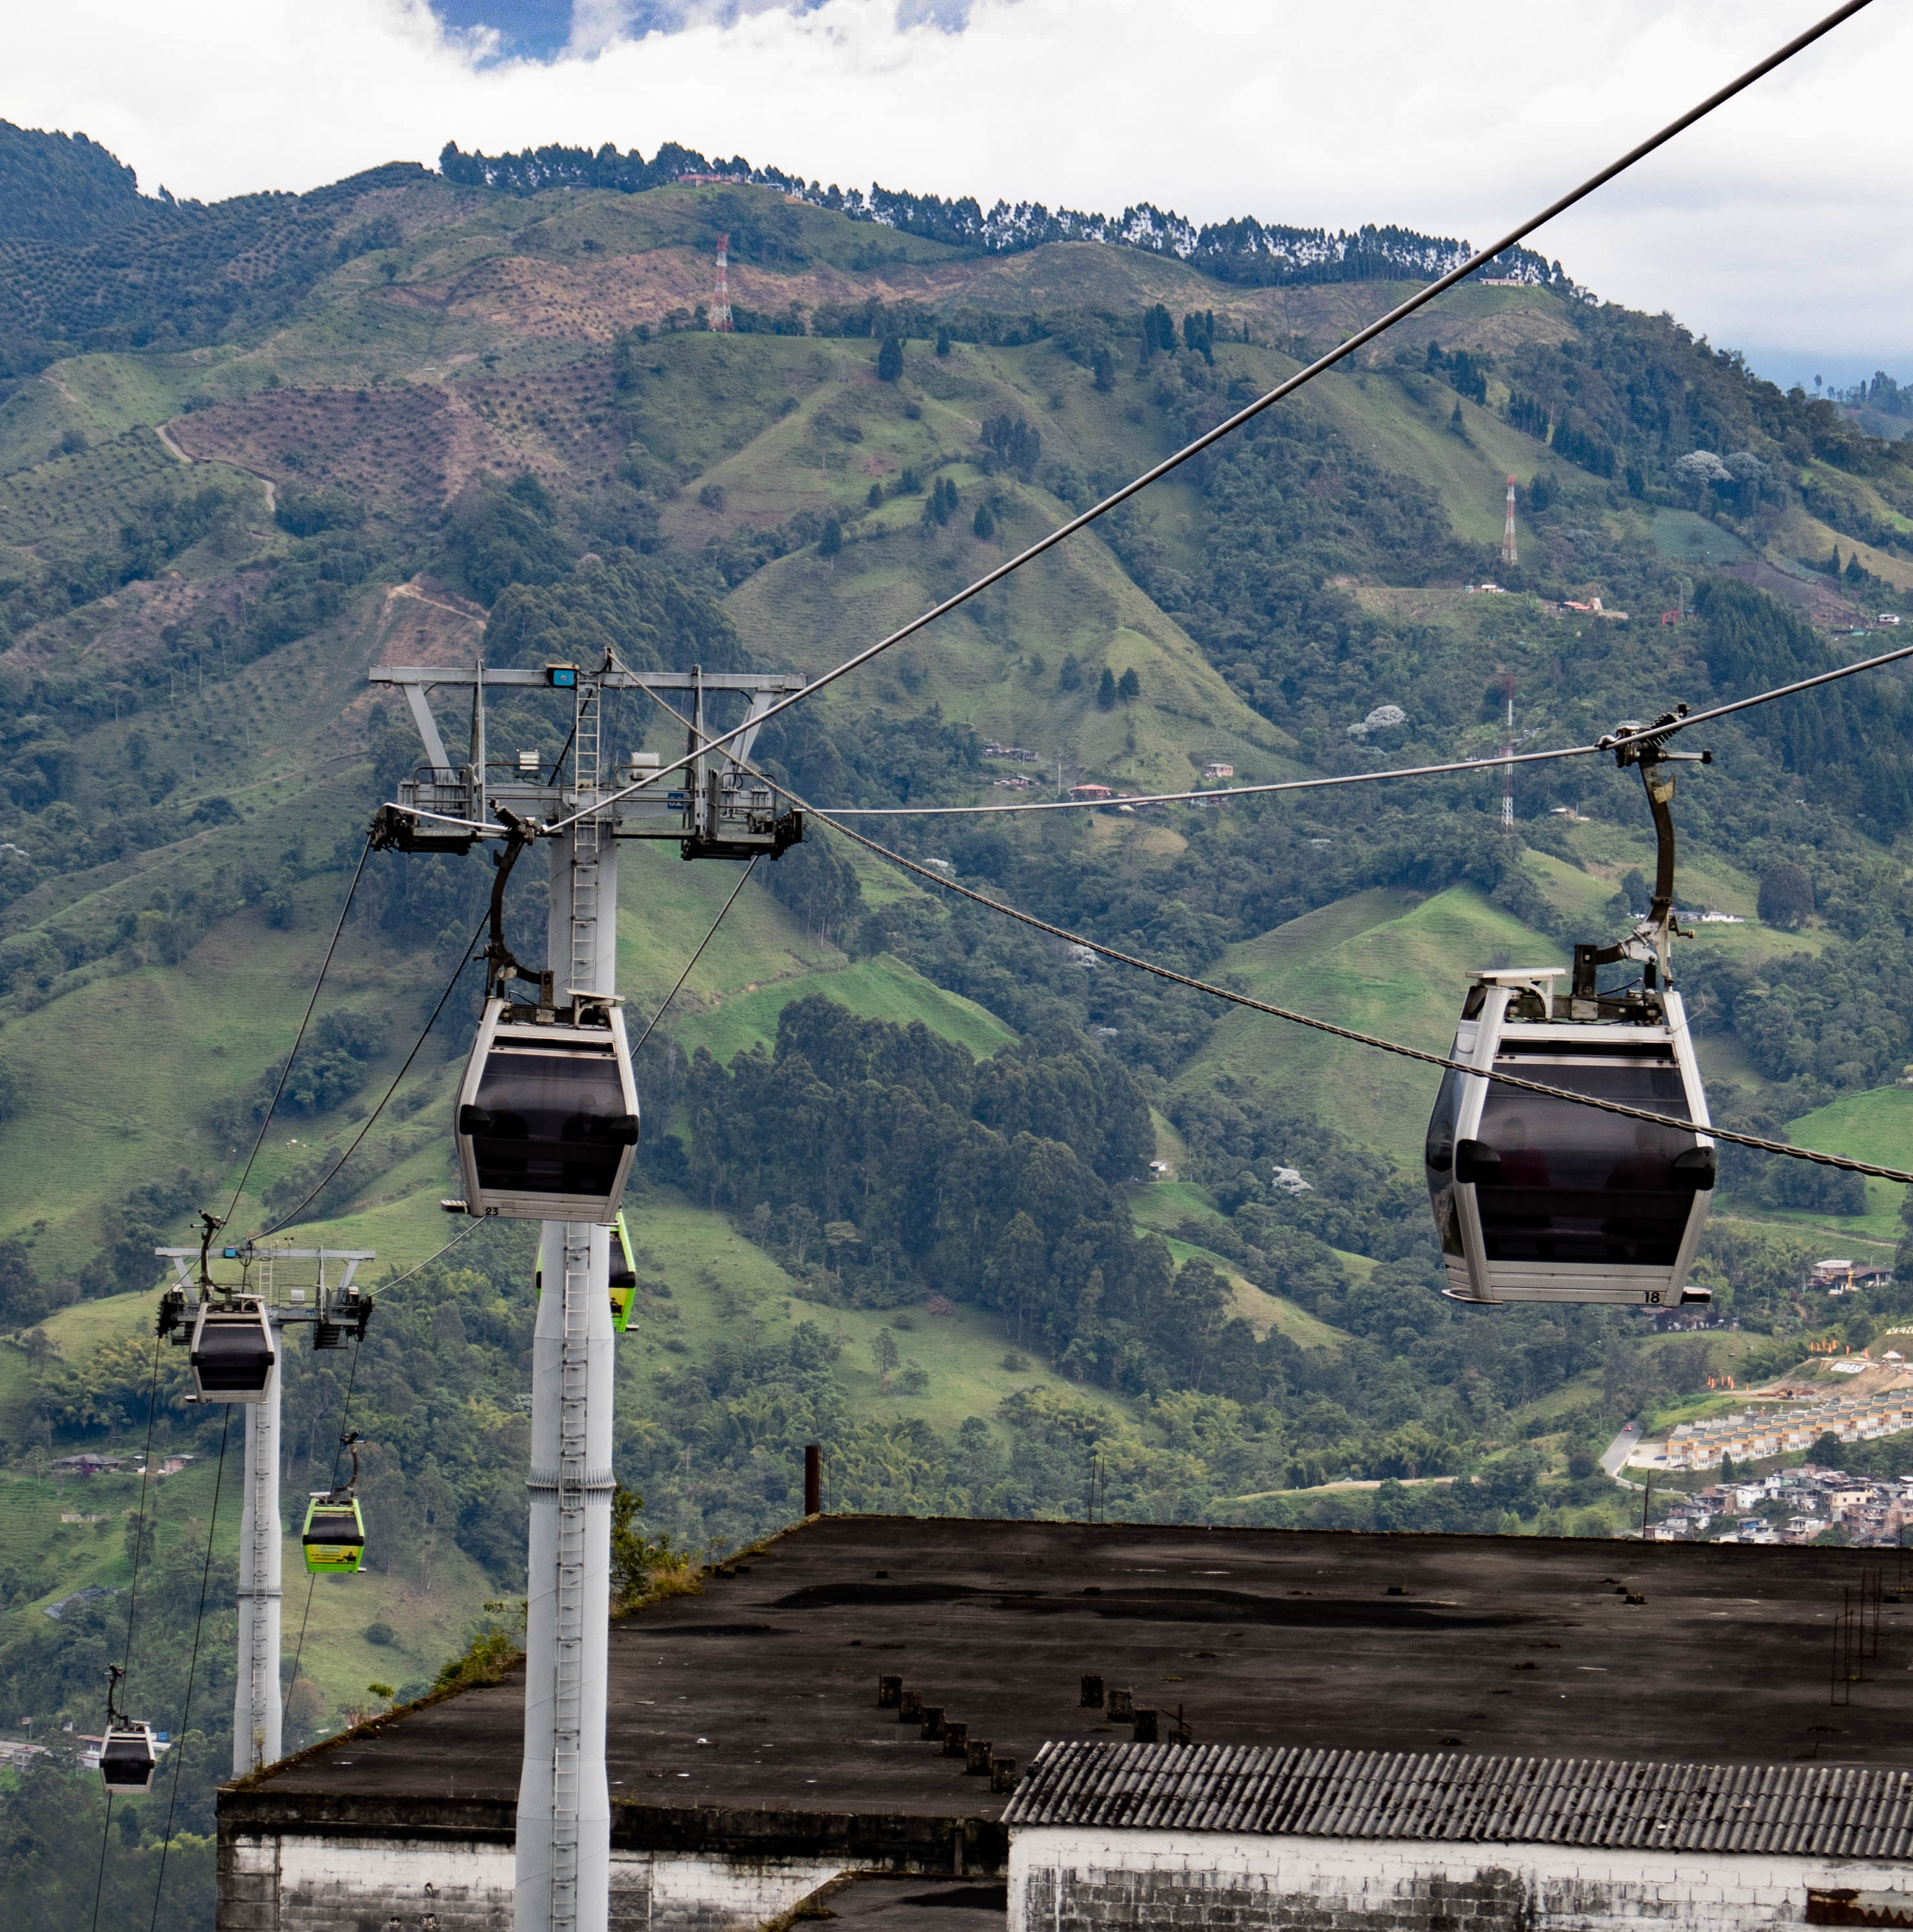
[1501,473,1518,568]
[710,232,733,333]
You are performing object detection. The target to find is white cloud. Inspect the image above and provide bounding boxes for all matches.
[5,0,1908,361]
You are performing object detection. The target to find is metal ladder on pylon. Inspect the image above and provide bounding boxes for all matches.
[246,1398,273,1770]
[551,1226,591,1927]
[568,678,601,1002]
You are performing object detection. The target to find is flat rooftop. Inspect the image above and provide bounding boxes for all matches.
[232,1516,1913,1852]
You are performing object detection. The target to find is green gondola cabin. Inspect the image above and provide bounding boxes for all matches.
[301,1492,367,1574]
[533,1211,638,1333]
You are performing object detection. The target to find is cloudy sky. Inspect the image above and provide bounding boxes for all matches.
[9,0,1908,385]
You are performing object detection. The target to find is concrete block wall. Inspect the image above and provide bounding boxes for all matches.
[1007,1827,1913,1932]
[217,1831,847,1931]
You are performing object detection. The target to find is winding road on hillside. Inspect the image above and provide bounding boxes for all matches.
[155,417,278,514]
[1601,1421,1643,1481]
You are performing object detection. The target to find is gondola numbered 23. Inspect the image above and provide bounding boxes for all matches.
[451,821,642,1223]
[1425,710,1718,1308]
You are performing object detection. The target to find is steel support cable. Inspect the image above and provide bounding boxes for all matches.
[505,0,1873,848]
[792,792,1913,1185]
[281,1211,489,1722]
[224,832,375,1226]
[621,668,768,1056]
[813,633,1913,817]
[89,1794,114,1932]
[280,1211,490,1719]
[632,856,760,1056]
[147,1407,232,1932]
[253,904,491,1239]
[88,1330,170,1932]
[390,619,1913,837]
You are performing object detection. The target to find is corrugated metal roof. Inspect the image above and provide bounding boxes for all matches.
[1004,1744,1913,1857]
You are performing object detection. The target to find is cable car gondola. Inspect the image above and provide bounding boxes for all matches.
[1424,711,1718,1309]
[188,1296,277,1402]
[302,1491,366,1571]
[608,1211,637,1332]
[97,1666,157,1792]
[533,1210,638,1333]
[455,995,640,1222]
[302,1433,366,1574]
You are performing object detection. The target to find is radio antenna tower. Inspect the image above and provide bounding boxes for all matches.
[711,232,733,332]
[1501,670,1516,831]
[1501,473,1518,569]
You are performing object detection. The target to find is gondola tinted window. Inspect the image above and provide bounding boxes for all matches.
[1423,1069,1465,1257]
[462,1046,638,1202]
[1473,1054,1698,1266]
[190,1303,276,1400]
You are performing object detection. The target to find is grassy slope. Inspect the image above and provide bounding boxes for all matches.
[1123,1179,1353,1349]
[1179,886,1562,1172]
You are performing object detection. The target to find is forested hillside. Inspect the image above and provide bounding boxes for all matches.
[5,119,1913,1927]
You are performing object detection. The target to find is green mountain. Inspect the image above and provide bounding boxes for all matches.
[6,131,1913,1916]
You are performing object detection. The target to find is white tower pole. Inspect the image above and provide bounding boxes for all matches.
[517,776,619,1926]
[232,1346,283,1777]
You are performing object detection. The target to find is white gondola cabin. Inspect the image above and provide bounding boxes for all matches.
[188,1296,277,1402]
[1425,967,1716,1308]
[98,1667,158,1791]
[98,1719,159,1791]
[455,997,639,1221]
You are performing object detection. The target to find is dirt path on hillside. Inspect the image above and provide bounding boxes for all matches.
[156,418,279,514]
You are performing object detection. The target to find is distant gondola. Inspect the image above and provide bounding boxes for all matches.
[97,1666,158,1792]
[301,1491,367,1574]
[1424,711,1718,1309]
[188,1296,277,1402]
[534,1210,639,1333]
[455,996,640,1222]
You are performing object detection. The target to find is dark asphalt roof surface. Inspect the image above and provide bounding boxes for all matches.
[250,1515,1913,1818]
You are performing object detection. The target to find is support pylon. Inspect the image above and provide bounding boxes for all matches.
[711,233,732,333]
[1501,473,1518,568]
[1501,671,1516,832]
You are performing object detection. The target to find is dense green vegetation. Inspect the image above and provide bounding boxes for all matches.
[6,118,1913,1926]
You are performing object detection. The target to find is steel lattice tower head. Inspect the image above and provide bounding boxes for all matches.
[712,232,733,332]
[1501,473,1519,567]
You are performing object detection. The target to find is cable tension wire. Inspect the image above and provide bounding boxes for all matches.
[224,832,374,1225]
[818,632,1913,818]
[786,788,1913,1187]
[521,0,1874,845]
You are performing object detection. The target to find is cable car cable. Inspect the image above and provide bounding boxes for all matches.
[619,671,770,1053]
[223,832,375,1226]
[371,1215,486,1294]
[632,855,760,1058]
[88,1789,114,1932]
[282,1338,368,1716]
[518,0,1873,849]
[812,633,1913,819]
[390,619,1913,843]
[777,780,1913,1185]
[146,1407,232,1932]
[253,903,491,1238]
[282,1215,486,1715]
[85,1328,169,1932]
